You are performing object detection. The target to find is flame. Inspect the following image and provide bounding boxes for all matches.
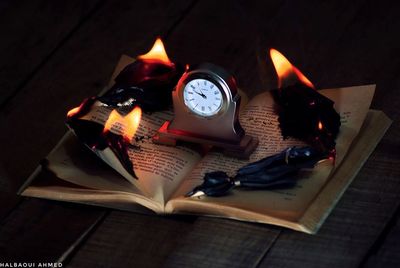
[67,99,88,118]
[137,38,172,65]
[67,107,80,118]
[318,121,323,130]
[270,48,314,89]
[103,107,142,142]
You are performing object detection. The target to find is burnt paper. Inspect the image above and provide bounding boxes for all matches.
[99,59,183,112]
[273,83,341,156]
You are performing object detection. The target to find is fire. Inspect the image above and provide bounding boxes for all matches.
[318,121,323,130]
[137,37,172,65]
[270,48,314,89]
[67,107,80,118]
[103,107,142,142]
[67,98,89,118]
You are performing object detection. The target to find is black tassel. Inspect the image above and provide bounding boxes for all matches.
[186,146,326,197]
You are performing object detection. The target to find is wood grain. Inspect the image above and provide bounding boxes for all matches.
[51,0,400,266]
[0,198,106,262]
[163,218,280,268]
[65,0,286,266]
[0,0,102,106]
[0,0,399,266]
[165,0,285,96]
[0,0,196,262]
[0,190,21,222]
[258,142,400,267]
[0,0,100,225]
[364,209,400,268]
[67,212,279,268]
[67,212,186,267]
[255,1,400,266]
[0,0,195,193]
[163,1,400,266]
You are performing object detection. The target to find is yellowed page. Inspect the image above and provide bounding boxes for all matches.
[23,185,163,213]
[167,85,375,222]
[22,173,162,213]
[46,132,140,193]
[322,85,375,165]
[76,105,202,206]
[55,54,202,206]
[21,130,164,212]
[23,55,202,211]
[298,110,391,233]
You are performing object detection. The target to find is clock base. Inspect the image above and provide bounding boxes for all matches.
[153,121,259,159]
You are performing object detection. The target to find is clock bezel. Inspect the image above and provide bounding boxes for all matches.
[177,69,233,118]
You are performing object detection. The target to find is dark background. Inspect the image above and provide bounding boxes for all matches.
[0,0,399,267]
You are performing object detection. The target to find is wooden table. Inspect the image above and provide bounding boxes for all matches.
[1,1,399,267]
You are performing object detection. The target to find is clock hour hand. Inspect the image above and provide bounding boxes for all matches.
[193,89,207,99]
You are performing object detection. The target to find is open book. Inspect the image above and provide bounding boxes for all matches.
[20,56,392,234]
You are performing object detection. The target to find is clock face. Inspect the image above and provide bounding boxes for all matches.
[183,78,223,117]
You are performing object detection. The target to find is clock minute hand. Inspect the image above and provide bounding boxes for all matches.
[194,89,207,99]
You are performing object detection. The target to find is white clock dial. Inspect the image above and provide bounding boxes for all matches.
[183,78,223,116]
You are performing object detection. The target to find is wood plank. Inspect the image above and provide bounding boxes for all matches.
[1,0,399,267]
[0,197,106,262]
[256,1,400,266]
[0,0,100,217]
[0,190,21,222]
[0,0,195,193]
[66,212,197,267]
[67,212,279,268]
[66,0,399,266]
[0,0,102,221]
[363,208,400,268]
[0,0,196,262]
[159,1,399,267]
[0,0,102,106]
[163,219,279,268]
[67,0,400,265]
[0,162,21,221]
[259,142,400,267]
[66,0,286,266]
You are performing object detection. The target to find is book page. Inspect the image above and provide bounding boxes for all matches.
[46,131,140,194]
[298,110,391,232]
[168,85,375,221]
[22,166,163,213]
[25,55,202,211]
[78,105,202,205]
[58,55,203,206]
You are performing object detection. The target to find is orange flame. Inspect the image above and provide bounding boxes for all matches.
[137,38,172,65]
[103,107,142,142]
[318,121,323,130]
[67,107,81,118]
[270,48,314,89]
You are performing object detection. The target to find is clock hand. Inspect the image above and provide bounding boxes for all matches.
[193,90,207,99]
[199,89,207,99]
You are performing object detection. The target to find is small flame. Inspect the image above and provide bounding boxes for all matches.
[270,48,314,89]
[67,99,89,118]
[318,121,323,130]
[67,107,80,118]
[137,38,172,65]
[103,107,142,142]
